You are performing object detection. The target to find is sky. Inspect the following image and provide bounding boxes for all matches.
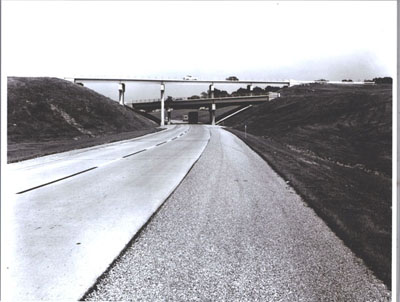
[1,1,397,100]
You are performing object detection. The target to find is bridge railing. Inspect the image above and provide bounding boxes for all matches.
[130,98,161,103]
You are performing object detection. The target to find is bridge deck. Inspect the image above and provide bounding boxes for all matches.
[129,95,271,111]
[73,77,290,85]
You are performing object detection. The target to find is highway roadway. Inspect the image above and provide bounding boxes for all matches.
[2,125,209,300]
[3,125,390,301]
[84,126,390,301]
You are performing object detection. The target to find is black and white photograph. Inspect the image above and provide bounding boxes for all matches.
[1,1,397,301]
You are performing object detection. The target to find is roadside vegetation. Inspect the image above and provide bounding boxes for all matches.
[7,76,392,287]
[224,83,392,287]
[8,77,158,162]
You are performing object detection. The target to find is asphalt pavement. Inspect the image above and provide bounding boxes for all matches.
[85,126,390,301]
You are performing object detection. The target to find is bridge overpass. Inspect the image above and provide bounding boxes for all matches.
[72,77,288,125]
[127,94,277,125]
[72,77,290,86]
[129,95,273,110]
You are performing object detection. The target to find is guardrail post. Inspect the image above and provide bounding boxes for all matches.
[210,103,216,125]
[160,83,165,126]
[209,84,214,99]
[118,83,125,105]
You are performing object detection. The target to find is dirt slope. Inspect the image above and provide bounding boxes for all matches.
[224,83,392,287]
[8,77,158,162]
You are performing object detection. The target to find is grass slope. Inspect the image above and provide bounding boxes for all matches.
[8,77,158,162]
[225,83,392,287]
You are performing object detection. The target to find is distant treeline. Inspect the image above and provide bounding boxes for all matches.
[372,77,392,84]
[185,85,281,100]
[342,77,392,84]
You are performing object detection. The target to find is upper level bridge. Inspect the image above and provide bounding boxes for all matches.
[72,77,290,125]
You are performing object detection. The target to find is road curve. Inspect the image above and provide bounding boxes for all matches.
[85,126,390,301]
[2,125,210,301]
[7,125,188,194]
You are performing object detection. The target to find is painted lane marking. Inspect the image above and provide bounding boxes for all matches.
[122,149,147,159]
[16,167,98,195]
[15,128,190,194]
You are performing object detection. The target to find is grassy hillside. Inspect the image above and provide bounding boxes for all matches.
[8,77,158,162]
[225,83,392,287]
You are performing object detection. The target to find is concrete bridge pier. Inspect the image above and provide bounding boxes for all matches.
[160,83,165,126]
[167,108,172,125]
[209,84,216,125]
[209,103,216,125]
[119,83,125,105]
[247,84,254,96]
[73,79,84,86]
[209,84,215,99]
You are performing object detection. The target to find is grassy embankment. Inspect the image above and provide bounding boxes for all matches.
[8,77,159,163]
[224,83,392,287]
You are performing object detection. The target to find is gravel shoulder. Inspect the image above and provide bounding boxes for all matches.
[222,83,392,287]
[84,126,390,301]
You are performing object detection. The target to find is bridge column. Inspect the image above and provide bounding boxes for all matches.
[74,80,84,87]
[118,83,125,105]
[160,83,165,126]
[247,84,254,96]
[167,108,172,125]
[209,103,216,125]
[209,84,215,99]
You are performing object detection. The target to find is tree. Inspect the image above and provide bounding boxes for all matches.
[200,92,208,99]
[373,77,392,84]
[214,88,230,98]
[253,86,264,95]
[265,86,280,92]
[232,88,248,96]
[165,96,174,108]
